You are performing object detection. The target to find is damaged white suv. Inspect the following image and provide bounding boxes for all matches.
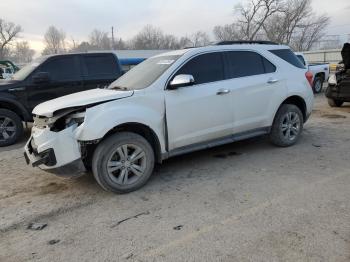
[25,41,314,193]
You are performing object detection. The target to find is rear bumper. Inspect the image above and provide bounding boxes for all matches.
[24,126,86,177]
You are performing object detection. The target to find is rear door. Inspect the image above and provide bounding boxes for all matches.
[165,52,234,150]
[223,51,285,133]
[26,55,83,111]
[81,54,121,90]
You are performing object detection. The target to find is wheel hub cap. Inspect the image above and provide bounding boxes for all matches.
[107,144,147,185]
[281,112,301,141]
[0,117,16,141]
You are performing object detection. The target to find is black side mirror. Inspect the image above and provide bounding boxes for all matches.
[33,72,50,84]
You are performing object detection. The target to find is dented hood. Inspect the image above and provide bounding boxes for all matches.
[33,88,134,117]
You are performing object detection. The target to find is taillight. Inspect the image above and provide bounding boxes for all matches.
[305,71,313,87]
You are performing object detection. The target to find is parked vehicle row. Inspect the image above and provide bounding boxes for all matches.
[24,41,314,193]
[295,52,330,94]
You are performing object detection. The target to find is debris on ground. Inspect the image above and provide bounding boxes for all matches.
[48,239,60,245]
[173,225,183,230]
[110,211,150,228]
[27,223,47,231]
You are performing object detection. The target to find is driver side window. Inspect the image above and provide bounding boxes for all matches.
[175,52,224,85]
[39,56,79,82]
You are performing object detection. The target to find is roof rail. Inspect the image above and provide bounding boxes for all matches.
[215,40,279,45]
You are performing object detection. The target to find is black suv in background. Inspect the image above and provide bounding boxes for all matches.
[0,52,123,146]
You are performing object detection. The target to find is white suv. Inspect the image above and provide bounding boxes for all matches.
[24,41,314,193]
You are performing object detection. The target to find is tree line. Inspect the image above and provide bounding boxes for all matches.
[0,0,332,64]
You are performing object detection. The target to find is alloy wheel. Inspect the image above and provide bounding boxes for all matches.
[0,117,16,142]
[280,112,301,141]
[106,144,147,185]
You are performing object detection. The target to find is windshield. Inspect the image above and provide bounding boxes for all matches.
[109,55,181,90]
[11,56,47,81]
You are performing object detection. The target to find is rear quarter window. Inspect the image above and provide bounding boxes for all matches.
[269,49,305,69]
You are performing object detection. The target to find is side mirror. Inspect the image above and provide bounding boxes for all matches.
[169,74,195,90]
[33,72,50,84]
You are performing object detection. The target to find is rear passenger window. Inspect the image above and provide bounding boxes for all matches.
[40,56,80,81]
[269,49,305,69]
[175,52,224,85]
[225,51,274,79]
[83,55,120,79]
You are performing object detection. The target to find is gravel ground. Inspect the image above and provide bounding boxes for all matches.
[0,94,350,262]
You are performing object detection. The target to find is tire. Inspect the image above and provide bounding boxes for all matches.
[328,98,343,107]
[0,109,24,147]
[312,76,324,93]
[92,132,155,194]
[269,104,303,147]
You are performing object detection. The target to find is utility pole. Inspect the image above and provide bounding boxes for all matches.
[111,26,115,50]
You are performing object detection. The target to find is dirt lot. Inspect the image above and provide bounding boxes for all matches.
[1,94,350,262]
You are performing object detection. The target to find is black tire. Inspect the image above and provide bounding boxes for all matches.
[327,98,343,107]
[0,109,23,147]
[312,76,324,94]
[92,132,155,194]
[269,104,304,147]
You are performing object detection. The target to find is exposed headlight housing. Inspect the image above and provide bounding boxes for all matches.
[328,74,337,86]
[65,112,86,127]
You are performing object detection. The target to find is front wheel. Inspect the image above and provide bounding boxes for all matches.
[328,98,343,107]
[92,132,155,194]
[269,104,303,147]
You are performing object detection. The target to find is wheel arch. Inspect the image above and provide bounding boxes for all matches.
[0,98,31,121]
[314,72,325,80]
[279,96,307,122]
[84,122,163,164]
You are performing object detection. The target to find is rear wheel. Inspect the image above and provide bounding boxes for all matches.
[269,104,303,147]
[92,132,155,194]
[312,76,324,93]
[0,109,23,147]
[328,98,343,107]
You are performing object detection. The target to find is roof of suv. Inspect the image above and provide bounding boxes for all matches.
[156,43,291,58]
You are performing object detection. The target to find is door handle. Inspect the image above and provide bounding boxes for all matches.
[267,78,279,84]
[216,89,231,95]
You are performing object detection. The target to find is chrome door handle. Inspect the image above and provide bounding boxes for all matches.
[216,89,231,95]
[267,78,279,84]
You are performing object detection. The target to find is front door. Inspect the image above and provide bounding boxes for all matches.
[165,52,234,150]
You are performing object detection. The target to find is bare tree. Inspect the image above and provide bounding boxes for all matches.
[0,18,22,59]
[213,23,243,41]
[42,26,66,55]
[178,36,192,48]
[130,25,165,49]
[189,31,211,47]
[89,29,111,50]
[290,14,330,51]
[262,0,330,51]
[235,0,281,40]
[10,41,35,63]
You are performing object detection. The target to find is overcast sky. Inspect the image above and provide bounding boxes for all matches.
[0,0,349,53]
